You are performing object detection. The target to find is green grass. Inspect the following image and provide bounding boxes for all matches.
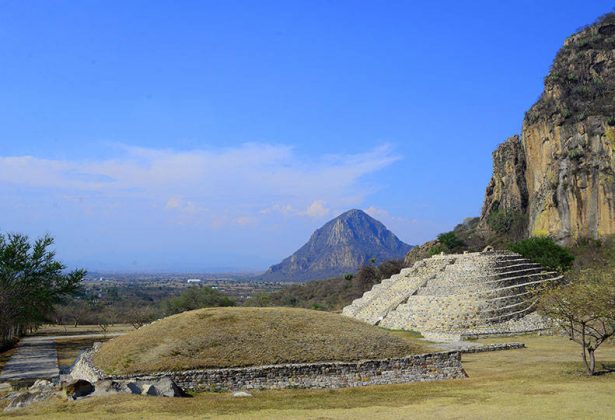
[94,307,429,374]
[2,335,613,419]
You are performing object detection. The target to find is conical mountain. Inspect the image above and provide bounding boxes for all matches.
[261,209,412,282]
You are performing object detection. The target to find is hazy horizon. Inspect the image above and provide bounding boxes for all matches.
[1,1,612,271]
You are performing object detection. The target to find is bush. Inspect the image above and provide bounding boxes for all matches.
[428,244,446,256]
[437,231,464,252]
[509,236,574,272]
[487,207,526,237]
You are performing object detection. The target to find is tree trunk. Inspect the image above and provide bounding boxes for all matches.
[589,349,596,375]
[581,325,593,375]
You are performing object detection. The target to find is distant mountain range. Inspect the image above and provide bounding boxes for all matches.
[259,209,413,282]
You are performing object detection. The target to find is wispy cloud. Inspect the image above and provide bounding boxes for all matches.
[0,143,400,228]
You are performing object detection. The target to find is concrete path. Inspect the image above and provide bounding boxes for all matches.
[0,333,125,382]
[0,338,59,382]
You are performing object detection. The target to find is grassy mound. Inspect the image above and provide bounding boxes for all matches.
[94,307,422,375]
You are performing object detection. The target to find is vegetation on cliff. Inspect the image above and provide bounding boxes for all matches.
[526,12,615,126]
[401,12,615,269]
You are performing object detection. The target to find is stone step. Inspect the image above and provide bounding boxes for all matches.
[483,302,536,322]
[342,250,564,337]
[348,276,429,325]
[493,262,542,271]
[428,268,548,285]
[477,275,563,296]
[416,271,559,294]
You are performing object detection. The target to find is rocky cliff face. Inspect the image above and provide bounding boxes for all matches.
[479,135,529,240]
[261,209,412,282]
[480,13,615,244]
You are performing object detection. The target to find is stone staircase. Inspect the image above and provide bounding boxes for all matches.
[341,257,453,325]
[342,250,563,338]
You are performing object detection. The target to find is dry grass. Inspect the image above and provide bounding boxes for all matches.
[2,335,614,419]
[31,324,133,337]
[55,337,115,370]
[94,307,428,374]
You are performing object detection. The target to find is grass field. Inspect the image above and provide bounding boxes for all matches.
[94,307,429,374]
[1,334,613,418]
[30,324,133,337]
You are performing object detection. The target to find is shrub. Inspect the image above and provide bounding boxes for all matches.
[487,208,525,235]
[428,244,446,256]
[437,231,464,251]
[509,236,574,272]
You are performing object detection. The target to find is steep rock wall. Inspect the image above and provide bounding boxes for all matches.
[481,13,615,244]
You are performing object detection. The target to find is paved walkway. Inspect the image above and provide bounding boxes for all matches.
[0,333,124,382]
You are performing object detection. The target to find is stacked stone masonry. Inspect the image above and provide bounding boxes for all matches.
[342,250,562,338]
[70,349,467,391]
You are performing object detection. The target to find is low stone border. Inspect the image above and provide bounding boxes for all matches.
[71,348,467,391]
[461,329,551,340]
[460,343,526,354]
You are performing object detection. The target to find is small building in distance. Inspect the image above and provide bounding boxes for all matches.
[187,278,202,284]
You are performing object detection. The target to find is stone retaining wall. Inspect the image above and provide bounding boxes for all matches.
[71,350,467,391]
[460,343,526,353]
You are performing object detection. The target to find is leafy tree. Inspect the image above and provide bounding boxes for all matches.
[537,271,615,375]
[162,286,235,315]
[0,233,85,346]
[509,236,574,272]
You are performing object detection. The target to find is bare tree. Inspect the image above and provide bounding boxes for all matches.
[127,306,159,329]
[537,271,615,375]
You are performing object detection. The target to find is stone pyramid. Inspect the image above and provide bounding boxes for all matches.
[342,249,563,340]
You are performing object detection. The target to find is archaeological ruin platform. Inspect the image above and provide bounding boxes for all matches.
[342,250,563,340]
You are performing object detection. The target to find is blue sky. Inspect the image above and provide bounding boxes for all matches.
[0,1,612,272]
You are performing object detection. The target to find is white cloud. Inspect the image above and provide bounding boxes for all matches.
[301,200,329,218]
[365,205,391,220]
[0,143,400,227]
[165,196,182,209]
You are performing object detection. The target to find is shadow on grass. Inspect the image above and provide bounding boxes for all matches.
[595,363,615,376]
